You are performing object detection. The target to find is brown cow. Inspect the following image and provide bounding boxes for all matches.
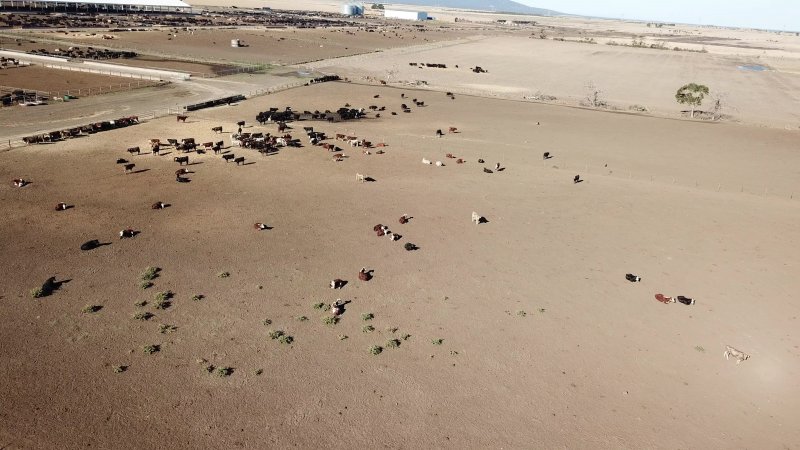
[176,115,188,122]
[124,163,135,173]
[358,268,372,281]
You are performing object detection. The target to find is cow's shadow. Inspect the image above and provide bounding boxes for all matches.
[187,161,203,166]
[176,177,191,183]
[241,161,256,166]
[130,169,150,174]
[38,276,71,297]
[160,151,172,157]
[478,217,490,224]
[364,176,376,182]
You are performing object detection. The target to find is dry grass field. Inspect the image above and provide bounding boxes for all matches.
[1,3,800,448]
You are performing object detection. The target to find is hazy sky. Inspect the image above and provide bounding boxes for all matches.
[517,0,799,31]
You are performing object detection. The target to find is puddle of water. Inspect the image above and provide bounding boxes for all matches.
[737,64,768,71]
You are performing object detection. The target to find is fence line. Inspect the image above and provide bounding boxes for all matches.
[0,78,309,151]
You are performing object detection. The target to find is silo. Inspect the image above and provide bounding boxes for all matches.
[341,4,357,16]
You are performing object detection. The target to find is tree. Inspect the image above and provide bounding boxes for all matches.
[675,83,709,118]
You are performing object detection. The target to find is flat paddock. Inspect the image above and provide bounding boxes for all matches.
[0,65,159,97]
[1,81,798,449]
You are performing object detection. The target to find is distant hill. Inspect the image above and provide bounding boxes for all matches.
[380,0,562,16]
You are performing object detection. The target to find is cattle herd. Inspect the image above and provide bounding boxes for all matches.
[28,46,138,60]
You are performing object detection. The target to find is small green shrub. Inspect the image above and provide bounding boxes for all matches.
[191,294,204,302]
[312,302,327,310]
[159,324,177,334]
[133,312,154,321]
[262,318,272,326]
[134,300,147,307]
[140,281,153,289]
[323,316,339,325]
[30,287,44,298]
[694,346,705,353]
[369,345,383,355]
[268,330,284,340]
[386,327,398,333]
[432,339,444,345]
[538,308,546,313]
[297,316,308,322]
[153,299,171,310]
[205,364,215,373]
[401,334,412,341]
[154,291,172,302]
[278,335,293,345]
[217,271,230,278]
[516,310,527,317]
[338,334,348,340]
[361,313,374,321]
[386,339,401,349]
[255,369,264,376]
[362,325,375,333]
[143,344,160,355]
[141,266,159,281]
[216,366,233,377]
[112,365,127,373]
[81,304,102,314]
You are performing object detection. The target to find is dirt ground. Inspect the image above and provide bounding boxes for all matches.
[2,5,800,448]
[0,65,147,95]
[1,81,799,449]
[16,25,479,66]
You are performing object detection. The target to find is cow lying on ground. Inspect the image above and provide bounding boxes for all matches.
[399,214,409,224]
[175,168,189,177]
[574,175,581,184]
[483,168,493,174]
[358,268,372,281]
[55,202,68,211]
[174,156,189,165]
[330,279,346,289]
[449,127,458,133]
[119,228,136,239]
[152,201,166,210]
[116,158,128,164]
[422,158,432,165]
[436,129,444,137]
[254,222,269,230]
[12,178,27,187]
[356,173,365,183]
[80,240,100,251]
[543,152,551,160]
[472,211,482,224]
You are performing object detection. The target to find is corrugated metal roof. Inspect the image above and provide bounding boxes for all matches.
[22,0,191,7]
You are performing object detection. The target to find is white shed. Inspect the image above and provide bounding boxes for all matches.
[384,9,427,21]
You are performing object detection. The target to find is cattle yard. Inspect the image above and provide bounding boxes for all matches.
[0,64,163,98]
[2,5,800,450]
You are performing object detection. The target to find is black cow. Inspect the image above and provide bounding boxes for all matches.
[222,154,235,162]
[127,146,140,155]
[124,163,135,173]
[234,157,245,165]
[174,156,189,165]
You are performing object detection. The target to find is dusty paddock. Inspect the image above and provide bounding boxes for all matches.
[14,24,480,66]
[1,81,799,449]
[0,64,153,94]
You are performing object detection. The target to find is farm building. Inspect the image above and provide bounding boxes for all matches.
[384,9,427,21]
[0,0,191,13]
[340,3,363,16]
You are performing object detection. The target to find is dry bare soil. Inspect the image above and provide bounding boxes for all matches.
[1,81,799,449]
